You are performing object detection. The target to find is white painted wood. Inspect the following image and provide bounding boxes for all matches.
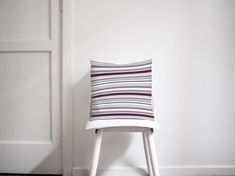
[88,127,160,176]
[142,132,152,176]
[90,129,103,176]
[86,119,161,130]
[147,130,160,176]
[0,40,52,52]
[0,0,50,40]
[102,127,155,133]
[61,0,73,175]
[0,0,62,174]
[0,52,51,142]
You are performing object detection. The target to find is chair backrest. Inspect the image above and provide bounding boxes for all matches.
[89,59,155,121]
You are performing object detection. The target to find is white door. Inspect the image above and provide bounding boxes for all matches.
[0,0,62,174]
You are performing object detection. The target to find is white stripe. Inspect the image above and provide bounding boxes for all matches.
[92,81,152,88]
[92,82,151,87]
[92,95,152,100]
[92,103,152,109]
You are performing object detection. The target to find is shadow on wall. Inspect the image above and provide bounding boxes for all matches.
[73,73,145,175]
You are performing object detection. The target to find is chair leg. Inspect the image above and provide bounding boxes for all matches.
[90,129,103,176]
[142,132,152,176]
[146,129,160,176]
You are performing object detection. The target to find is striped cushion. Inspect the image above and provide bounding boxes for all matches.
[90,59,154,121]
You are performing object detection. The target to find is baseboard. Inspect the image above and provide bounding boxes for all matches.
[72,165,235,176]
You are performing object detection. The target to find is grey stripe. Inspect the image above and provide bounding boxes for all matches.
[91,59,152,68]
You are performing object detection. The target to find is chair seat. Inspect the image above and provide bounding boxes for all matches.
[86,119,161,130]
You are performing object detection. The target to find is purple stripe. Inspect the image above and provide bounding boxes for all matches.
[92,107,152,111]
[93,110,153,116]
[92,113,154,118]
[92,92,151,98]
[92,101,151,106]
[91,66,151,74]
[91,69,151,77]
[92,90,151,97]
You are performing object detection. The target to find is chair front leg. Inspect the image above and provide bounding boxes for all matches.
[142,132,152,176]
[146,129,160,176]
[90,129,103,176]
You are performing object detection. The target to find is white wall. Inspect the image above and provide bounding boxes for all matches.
[72,0,235,174]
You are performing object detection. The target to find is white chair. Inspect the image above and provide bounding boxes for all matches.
[86,59,161,176]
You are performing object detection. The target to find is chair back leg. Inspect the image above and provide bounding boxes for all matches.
[90,129,103,176]
[146,130,160,176]
[89,128,160,176]
[142,132,152,176]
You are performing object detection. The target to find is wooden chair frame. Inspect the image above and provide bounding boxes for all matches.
[89,127,160,176]
[86,59,161,176]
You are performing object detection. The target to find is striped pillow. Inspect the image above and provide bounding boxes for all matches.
[90,59,154,121]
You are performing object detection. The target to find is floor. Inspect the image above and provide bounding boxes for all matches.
[0,174,62,176]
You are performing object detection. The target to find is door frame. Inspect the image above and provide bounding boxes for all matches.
[61,0,73,175]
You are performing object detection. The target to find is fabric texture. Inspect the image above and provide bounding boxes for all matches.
[90,59,154,121]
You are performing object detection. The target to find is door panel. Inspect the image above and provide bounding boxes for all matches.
[0,52,51,142]
[0,0,50,40]
[0,0,61,174]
